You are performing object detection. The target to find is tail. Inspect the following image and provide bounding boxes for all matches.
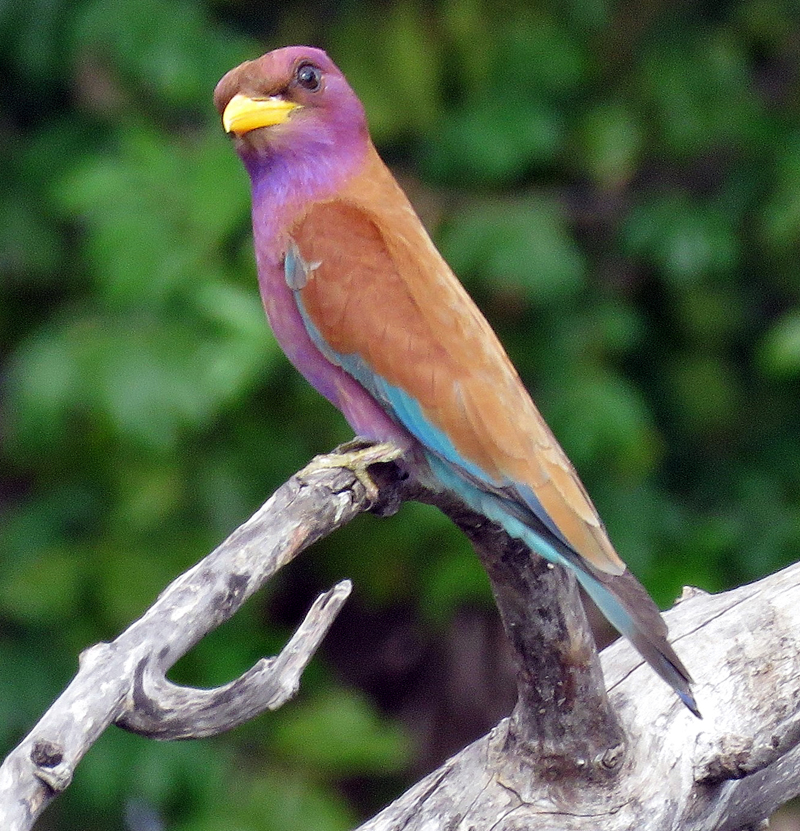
[573,567,700,718]
[419,457,700,716]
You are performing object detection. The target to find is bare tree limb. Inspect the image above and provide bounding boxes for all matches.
[2,441,800,831]
[0,444,408,831]
[417,490,625,774]
[117,580,353,739]
[358,562,800,831]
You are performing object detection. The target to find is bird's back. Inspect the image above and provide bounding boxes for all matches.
[291,144,626,576]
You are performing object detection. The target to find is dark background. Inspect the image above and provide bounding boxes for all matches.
[2,0,800,828]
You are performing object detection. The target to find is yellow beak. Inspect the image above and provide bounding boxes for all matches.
[222,93,301,135]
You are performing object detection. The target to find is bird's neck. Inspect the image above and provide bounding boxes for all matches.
[244,141,416,447]
[245,139,378,407]
[246,136,368,236]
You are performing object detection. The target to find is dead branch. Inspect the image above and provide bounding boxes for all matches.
[1,442,799,831]
[358,566,800,831]
[0,445,407,830]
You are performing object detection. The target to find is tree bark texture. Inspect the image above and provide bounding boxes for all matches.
[1,443,798,830]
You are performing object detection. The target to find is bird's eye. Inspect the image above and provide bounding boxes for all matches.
[295,63,322,92]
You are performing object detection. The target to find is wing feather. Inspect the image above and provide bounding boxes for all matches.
[287,149,624,575]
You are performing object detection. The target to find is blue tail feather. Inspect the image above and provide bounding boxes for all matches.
[425,455,700,717]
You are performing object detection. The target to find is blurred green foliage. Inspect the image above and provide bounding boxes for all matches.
[2,0,800,828]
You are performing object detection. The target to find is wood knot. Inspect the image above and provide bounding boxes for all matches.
[31,738,73,792]
[31,739,63,769]
[598,743,625,772]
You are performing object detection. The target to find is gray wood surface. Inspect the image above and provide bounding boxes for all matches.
[1,443,797,830]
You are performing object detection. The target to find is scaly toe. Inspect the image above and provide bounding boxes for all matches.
[299,441,405,505]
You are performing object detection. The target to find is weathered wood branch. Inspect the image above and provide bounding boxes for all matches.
[359,565,800,831]
[117,581,353,739]
[417,490,625,774]
[0,444,409,831]
[2,441,799,831]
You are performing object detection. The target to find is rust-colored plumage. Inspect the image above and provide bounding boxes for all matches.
[215,46,698,716]
[292,148,626,575]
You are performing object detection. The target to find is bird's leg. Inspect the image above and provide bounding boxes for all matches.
[298,439,405,506]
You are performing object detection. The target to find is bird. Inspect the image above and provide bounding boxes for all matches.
[214,46,699,717]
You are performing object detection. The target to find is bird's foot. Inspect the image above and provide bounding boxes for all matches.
[299,439,405,506]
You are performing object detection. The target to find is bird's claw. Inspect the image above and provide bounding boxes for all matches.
[299,440,405,506]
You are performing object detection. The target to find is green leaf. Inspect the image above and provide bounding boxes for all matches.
[70,0,256,109]
[423,97,562,185]
[440,197,584,300]
[56,127,251,308]
[0,548,84,624]
[230,766,354,831]
[760,138,800,254]
[576,102,643,189]
[331,1,440,141]
[548,370,661,476]
[271,689,411,775]
[666,354,741,433]
[492,12,586,97]
[640,31,767,157]
[622,193,739,286]
[759,311,800,377]
[6,310,272,456]
[419,546,493,625]
[0,195,61,278]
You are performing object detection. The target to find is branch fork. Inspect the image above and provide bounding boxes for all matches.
[3,440,800,831]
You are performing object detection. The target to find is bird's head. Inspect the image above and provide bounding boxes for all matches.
[214,46,369,194]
